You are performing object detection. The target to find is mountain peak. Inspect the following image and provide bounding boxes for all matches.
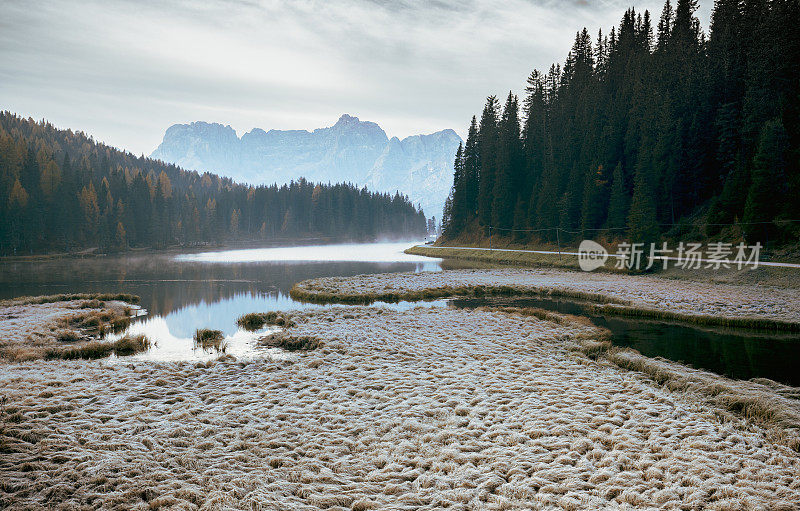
[151,117,462,217]
[335,114,360,125]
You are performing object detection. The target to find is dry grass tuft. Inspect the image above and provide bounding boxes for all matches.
[237,311,296,331]
[260,331,321,351]
[45,334,151,360]
[55,329,83,343]
[193,329,225,351]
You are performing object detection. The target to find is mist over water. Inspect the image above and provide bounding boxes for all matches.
[176,241,441,265]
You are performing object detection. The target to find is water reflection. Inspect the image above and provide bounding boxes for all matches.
[0,241,442,361]
[0,242,440,317]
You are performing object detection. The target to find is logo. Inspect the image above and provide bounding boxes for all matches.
[578,239,608,272]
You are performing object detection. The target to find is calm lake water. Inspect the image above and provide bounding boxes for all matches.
[1,242,798,386]
[0,241,443,361]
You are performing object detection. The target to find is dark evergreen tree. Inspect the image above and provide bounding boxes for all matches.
[476,96,500,230]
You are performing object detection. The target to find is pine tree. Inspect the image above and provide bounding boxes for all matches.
[462,116,480,223]
[742,118,788,243]
[492,92,522,230]
[477,96,500,230]
[446,142,466,236]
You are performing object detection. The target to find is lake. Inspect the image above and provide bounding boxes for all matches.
[1,241,798,386]
[0,241,443,361]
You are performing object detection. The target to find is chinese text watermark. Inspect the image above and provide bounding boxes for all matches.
[578,240,761,272]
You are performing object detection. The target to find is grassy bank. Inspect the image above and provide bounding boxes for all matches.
[290,282,628,307]
[409,244,800,289]
[406,245,594,270]
[590,303,800,332]
[0,293,140,307]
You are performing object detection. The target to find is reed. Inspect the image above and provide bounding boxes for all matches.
[237,311,296,331]
[193,329,225,351]
[260,332,321,351]
[46,334,151,360]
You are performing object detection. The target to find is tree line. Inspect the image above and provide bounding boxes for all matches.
[0,112,427,255]
[442,0,799,247]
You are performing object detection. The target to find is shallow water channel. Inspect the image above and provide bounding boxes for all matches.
[1,241,798,386]
[451,296,800,387]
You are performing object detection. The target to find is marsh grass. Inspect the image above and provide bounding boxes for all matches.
[45,334,151,360]
[289,283,629,307]
[439,300,800,448]
[67,309,134,337]
[0,293,139,306]
[260,332,321,351]
[55,330,83,343]
[193,329,226,352]
[237,311,296,331]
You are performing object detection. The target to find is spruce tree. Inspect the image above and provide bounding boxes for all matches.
[476,96,500,230]
[742,118,788,243]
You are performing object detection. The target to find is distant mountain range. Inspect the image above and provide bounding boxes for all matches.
[150,114,462,218]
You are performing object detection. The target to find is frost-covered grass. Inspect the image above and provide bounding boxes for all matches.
[291,268,800,330]
[1,306,799,509]
[0,296,140,361]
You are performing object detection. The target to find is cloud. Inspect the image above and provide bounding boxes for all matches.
[0,0,711,155]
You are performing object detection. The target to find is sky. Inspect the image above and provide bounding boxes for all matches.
[0,0,711,155]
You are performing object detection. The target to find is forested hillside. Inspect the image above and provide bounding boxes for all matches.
[0,112,427,255]
[442,0,800,247]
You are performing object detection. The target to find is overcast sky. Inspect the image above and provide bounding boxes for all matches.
[1,0,711,155]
